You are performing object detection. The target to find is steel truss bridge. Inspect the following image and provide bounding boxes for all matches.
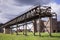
[1,5,55,36]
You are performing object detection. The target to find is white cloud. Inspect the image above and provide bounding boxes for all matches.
[44,2,60,21]
[49,2,60,21]
[43,2,60,15]
[50,3,60,15]
[0,0,60,23]
[0,0,32,23]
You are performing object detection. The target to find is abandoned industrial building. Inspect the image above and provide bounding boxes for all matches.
[0,5,60,36]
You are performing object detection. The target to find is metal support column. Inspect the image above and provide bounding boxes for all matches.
[38,5,41,36]
[23,25,24,35]
[49,17,52,36]
[24,13,27,36]
[33,19,37,36]
[10,28,13,34]
[16,24,19,35]
[39,18,41,36]
[25,23,27,36]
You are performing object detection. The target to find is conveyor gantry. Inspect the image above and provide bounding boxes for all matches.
[2,5,52,28]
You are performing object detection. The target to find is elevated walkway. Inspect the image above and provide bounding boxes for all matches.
[2,5,52,28]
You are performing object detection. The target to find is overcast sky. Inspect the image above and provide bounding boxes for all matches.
[0,0,60,23]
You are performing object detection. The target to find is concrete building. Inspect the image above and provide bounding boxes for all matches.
[32,17,60,33]
[57,21,60,32]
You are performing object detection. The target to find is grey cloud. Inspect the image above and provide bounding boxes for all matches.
[0,0,32,23]
[0,0,54,23]
[15,0,37,5]
[14,0,52,6]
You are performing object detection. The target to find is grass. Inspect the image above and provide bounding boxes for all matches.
[0,32,60,40]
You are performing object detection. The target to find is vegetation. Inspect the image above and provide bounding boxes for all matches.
[0,32,60,40]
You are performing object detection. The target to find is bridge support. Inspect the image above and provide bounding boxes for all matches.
[24,23,27,36]
[49,17,52,36]
[38,18,41,36]
[33,19,37,36]
[15,24,19,35]
[23,25,24,35]
[3,27,11,34]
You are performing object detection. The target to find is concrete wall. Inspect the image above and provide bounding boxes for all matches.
[32,17,58,33]
[57,22,60,32]
[43,17,57,33]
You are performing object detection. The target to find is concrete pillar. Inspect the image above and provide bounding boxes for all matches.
[3,27,11,34]
[33,19,37,36]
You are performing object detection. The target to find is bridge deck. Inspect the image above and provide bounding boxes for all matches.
[2,5,52,28]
